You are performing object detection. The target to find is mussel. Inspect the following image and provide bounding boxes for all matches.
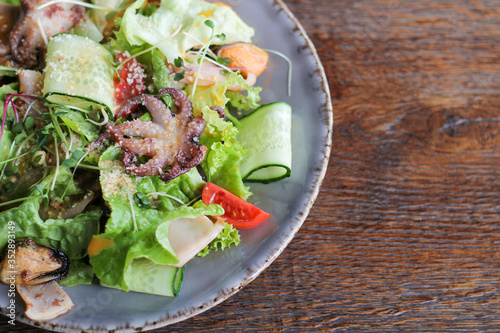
[0,239,69,286]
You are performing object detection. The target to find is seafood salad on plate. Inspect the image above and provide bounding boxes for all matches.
[0,0,292,321]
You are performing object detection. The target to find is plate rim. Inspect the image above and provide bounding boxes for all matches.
[1,0,333,331]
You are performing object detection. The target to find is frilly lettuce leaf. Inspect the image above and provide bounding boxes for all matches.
[227,85,262,111]
[90,146,223,290]
[185,72,262,117]
[197,222,240,257]
[200,106,250,199]
[120,0,254,63]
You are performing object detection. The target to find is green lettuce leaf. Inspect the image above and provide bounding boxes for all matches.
[197,222,240,257]
[59,109,100,142]
[120,0,254,63]
[90,146,223,290]
[226,86,262,111]
[200,106,250,199]
[0,66,18,78]
[60,260,94,287]
[0,168,101,260]
[0,129,14,163]
[135,49,171,92]
[204,141,250,199]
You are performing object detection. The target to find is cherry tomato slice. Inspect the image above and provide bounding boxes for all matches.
[113,52,145,108]
[202,182,271,229]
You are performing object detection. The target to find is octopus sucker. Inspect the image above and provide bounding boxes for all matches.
[106,89,208,182]
[9,0,85,68]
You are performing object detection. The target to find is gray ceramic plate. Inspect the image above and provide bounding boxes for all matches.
[0,0,332,331]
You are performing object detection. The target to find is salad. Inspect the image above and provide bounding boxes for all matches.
[0,0,292,321]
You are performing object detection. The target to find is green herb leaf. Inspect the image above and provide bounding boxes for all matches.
[14,132,27,144]
[62,158,76,168]
[25,116,35,131]
[71,149,85,161]
[61,149,85,168]
[11,122,24,134]
[174,71,185,81]
[204,19,214,29]
[216,57,232,67]
[173,57,184,68]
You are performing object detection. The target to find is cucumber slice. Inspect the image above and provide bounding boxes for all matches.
[237,102,292,183]
[43,33,117,115]
[101,258,184,297]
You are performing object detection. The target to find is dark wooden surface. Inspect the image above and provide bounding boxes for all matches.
[3,0,500,331]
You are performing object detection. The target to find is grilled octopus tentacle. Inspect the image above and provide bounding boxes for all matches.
[106,88,207,182]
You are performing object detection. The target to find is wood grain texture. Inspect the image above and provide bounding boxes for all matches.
[2,0,500,332]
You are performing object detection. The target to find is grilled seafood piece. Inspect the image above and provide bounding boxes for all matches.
[106,88,207,182]
[9,0,85,68]
[0,238,69,286]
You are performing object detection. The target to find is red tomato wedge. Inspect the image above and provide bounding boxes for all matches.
[202,182,271,229]
[113,52,145,109]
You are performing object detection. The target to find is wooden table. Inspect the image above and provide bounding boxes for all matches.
[2,0,500,331]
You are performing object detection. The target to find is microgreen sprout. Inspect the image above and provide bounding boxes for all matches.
[49,107,70,149]
[36,0,121,11]
[25,116,35,132]
[0,195,44,208]
[0,151,30,166]
[264,49,293,96]
[51,136,60,191]
[85,107,109,126]
[174,71,186,82]
[35,184,51,207]
[61,149,90,199]
[1,93,41,144]
[174,57,184,68]
[190,20,227,100]
[62,149,85,168]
